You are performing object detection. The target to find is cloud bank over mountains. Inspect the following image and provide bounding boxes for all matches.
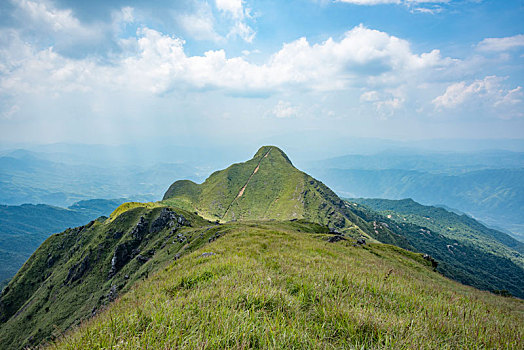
[0,0,522,144]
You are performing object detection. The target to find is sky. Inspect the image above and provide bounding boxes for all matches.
[0,0,523,153]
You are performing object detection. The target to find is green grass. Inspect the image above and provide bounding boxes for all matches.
[51,221,523,349]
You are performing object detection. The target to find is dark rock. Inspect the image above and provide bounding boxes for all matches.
[423,254,438,270]
[136,255,149,263]
[146,249,155,256]
[328,235,346,243]
[150,208,177,233]
[107,285,117,302]
[108,242,137,278]
[46,254,57,268]
[356,238,366,245]
[112,231,123,240]
[65,254,90,284]
[177,215,188,226]
[132,216,148,241]
[174,253,181,260]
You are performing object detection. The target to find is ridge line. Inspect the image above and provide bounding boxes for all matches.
[222,148,271,220]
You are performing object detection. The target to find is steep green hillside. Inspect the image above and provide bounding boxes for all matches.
[0,199,127,286]
[163,146,408,246]
[54,221,523,349]
[0,203,216,349]
[348,198,524,298]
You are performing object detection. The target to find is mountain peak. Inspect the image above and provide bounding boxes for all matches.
[162,146,375,235]
[253,145,293,166]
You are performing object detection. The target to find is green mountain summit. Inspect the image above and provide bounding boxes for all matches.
[163,146,392,240]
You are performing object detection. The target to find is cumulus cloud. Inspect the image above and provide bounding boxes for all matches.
[9,0,138,58]
[477,34,524,52]
[177,3,223,42]
[214,0,255,42]
[215,0,244,18]
[336,0,449,5]
[0,24,455,96]
[14,0,84,33]
[432,76,523,117]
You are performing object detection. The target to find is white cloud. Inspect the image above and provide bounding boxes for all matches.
[360,90,380,102]
[432,76,523,114]
[214,0,255,42]
[12,0,101,40]
[360,89,405,118]
[477,34,524,52]
[177,4,223,42]
[1,24,455,97]
[215,0,244,18]
[335,0,450,14]
[336,0,449,5]
[272,101,298,118]
[14,0,81,32]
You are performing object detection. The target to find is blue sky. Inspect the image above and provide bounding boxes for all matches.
[0,0,523,151]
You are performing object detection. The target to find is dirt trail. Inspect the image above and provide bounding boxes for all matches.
[222,149,271,219]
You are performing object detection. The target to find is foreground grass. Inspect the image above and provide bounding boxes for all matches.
[52,222,523,349]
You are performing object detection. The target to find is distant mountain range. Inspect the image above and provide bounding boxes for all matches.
[2,146,523,242]
[304,150,524,241]
[0,146,524,349]
[0,149,202,207]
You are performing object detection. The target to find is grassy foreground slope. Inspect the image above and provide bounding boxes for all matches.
[54,221,523,349]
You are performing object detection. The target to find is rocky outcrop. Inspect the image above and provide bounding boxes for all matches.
[65,254,90,284]
[423,254,438,270]
[108,209,190,278]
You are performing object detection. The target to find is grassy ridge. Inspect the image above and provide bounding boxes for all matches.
[0,204,215,349]
[52,221,523,349]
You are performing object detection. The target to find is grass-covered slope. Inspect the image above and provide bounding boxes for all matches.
[0,203,219,349]
[348,198,524,298]
[54,221,523,349]
[163,146,408,245]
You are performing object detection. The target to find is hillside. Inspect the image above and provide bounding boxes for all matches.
[346,199,524,298]
[52,221,524,349]
[162,146,407,248]
[0,203,215,349]
[0,199,127,286]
